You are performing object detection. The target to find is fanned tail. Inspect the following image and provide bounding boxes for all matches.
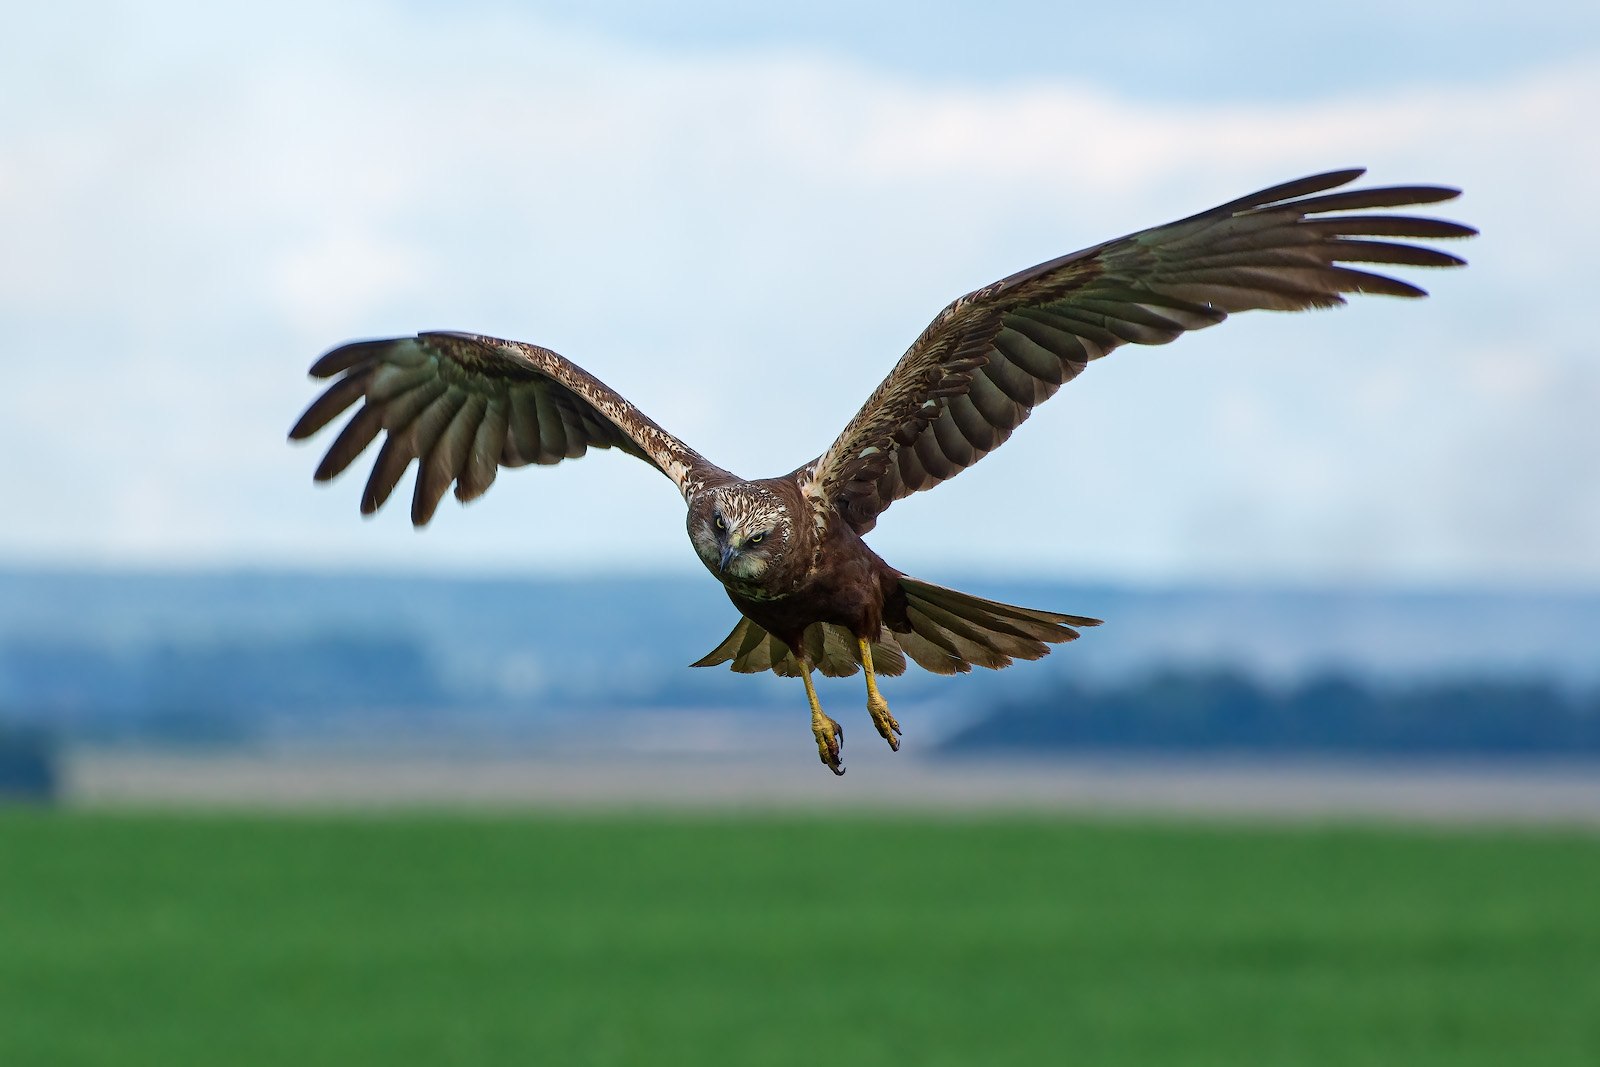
[689,616,905,679]
[690,576,1099,677]
[889,576,1099,675]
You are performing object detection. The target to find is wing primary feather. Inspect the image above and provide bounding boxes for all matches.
[376,377,448,433]
[456,396,508,502]
[289,371,370,440]
[532,386,569,462]
[308,341,384,378]
[1323,265,1430,298]
[505,387,542,465]
[361,437,413,515]
[362,388,463,516]
[412,392,484,525]
[1299,215,1478,239]
[1198,168,1367,216]
[1327,239,1467,268]
[314,404,384,482]
[368,362,439,403]
[1288,184,1462,215]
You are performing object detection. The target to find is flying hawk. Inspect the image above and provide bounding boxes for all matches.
[290,168,1472,774]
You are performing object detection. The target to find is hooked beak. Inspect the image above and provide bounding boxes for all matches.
[718,542,737,572]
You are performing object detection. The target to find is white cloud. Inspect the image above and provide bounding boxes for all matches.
[1,4,1595,586]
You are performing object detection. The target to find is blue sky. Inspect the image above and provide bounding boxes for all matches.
[3,2,1597,587]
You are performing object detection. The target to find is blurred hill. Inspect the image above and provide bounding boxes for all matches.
[2,568,1597,755]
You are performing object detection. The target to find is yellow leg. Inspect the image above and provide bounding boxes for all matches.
[802,660,845,776]
[859,637,902,751]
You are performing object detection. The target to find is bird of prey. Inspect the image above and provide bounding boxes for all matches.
[290,168,1472,775]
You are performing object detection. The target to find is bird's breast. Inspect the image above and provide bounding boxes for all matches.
[720,576,788,603]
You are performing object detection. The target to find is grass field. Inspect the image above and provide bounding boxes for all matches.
[1,812,1597,1066]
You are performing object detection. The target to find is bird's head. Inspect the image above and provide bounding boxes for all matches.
[688,483,792,584]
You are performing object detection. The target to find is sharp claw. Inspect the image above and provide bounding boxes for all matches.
[815,716,846,776]
[818,745,845,775]
[867,698,902,751]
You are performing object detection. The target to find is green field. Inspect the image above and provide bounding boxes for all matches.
[2,812,1597,1066]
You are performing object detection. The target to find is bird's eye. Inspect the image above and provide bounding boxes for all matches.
[713,515,726,533]
[748,532,765,545]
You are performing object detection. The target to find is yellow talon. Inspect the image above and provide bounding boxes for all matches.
[859,637,901,751]
[801,660,845,775]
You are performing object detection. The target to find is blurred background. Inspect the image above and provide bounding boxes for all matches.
[2,3,1598,1065]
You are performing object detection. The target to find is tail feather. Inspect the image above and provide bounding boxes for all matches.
[690,615,906,679]
[904,595,1046,662]
[690,576,1099,677]
[690,618,748,668]
[893,576,1097,674]
[890,627,969,675]
[904,604,1013,671]
[903,578,1100,631]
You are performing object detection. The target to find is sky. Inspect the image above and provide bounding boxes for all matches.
[3,1,1597,588]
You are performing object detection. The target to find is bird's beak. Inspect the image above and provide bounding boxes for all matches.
[718,542,737,572]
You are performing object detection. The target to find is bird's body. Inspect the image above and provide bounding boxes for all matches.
[291,168,1473,773]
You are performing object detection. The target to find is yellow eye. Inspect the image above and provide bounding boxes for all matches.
[713,515,726,532]
[749,532,765,545]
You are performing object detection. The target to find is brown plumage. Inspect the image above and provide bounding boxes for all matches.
[289,168,1474,774]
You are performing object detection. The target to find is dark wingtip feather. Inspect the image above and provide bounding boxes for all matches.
[287,410,319,442]
[312,405,382,482]
[1330,265,1430,298]
[1293,185,1463,215]
[1208,168,1366,216]
[288,372,368,441]
[1303,215,1478,240]
[410,487,439,526]
[359,437,412,515]
[309,339,392,379]
[1332,239,1468,269]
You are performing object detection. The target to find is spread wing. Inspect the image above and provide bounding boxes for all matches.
[799,168,1475,532]
[289,331,730,524]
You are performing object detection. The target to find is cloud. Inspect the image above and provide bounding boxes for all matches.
[1,4,1595,586]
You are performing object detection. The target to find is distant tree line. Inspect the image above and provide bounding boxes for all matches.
[0,633,446,742]
[6,629,1599,758]
[0,725,56,801]
[943,669,1600,757]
